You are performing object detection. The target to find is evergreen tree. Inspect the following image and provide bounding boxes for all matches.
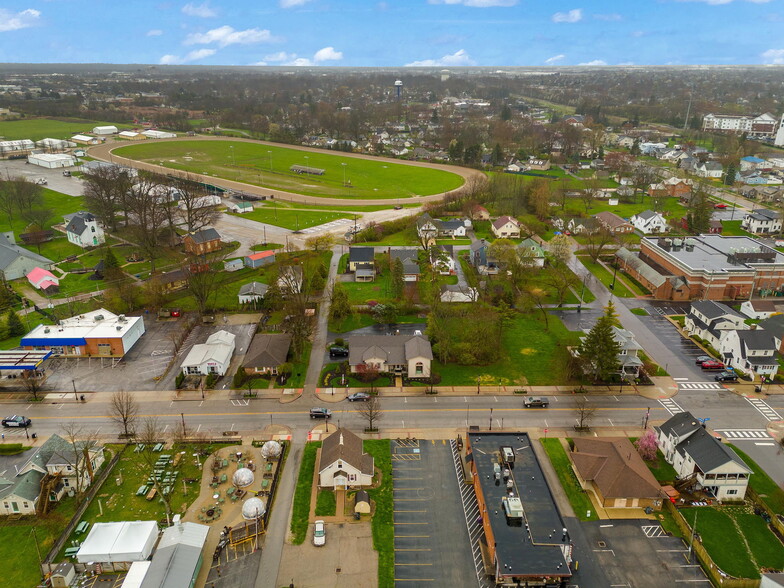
[391,258,404,299]
[330,283,351,320]
[7,309,25,337]
[104,246,119,271]
[577,308,621,382]
[686,188,713,234]
[723,163,736,186]
[492,143,504,166]
[500,104,512,121]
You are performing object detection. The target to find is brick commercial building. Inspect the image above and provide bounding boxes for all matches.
[617,235,784,301]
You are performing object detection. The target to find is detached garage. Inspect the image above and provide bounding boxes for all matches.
[28,153,76,168]
[77,520,158,563]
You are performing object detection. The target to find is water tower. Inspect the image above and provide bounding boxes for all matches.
[394,79,403,100]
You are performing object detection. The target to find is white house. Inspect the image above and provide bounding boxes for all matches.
[180,330,236,376]
[65,212,105,248]
[92,125,118,135]
[684,301,748,350]
[27,153,76,168]
[430,245,456,274]
[630,210,669,234]
[696,161,723,179]
[416,213,467,239]
[741,209,782,235]
[656,412,751,501]
[238,282,268,305]
[317,429,374,489]
[491,216,521,238]
[719,329,780,379]
[740,299,784,320]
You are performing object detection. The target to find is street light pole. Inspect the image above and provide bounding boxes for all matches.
[72,379,78,402]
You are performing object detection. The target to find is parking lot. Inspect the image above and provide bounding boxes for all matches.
[580,520,710,587]
[392,439,475,586]
[0,158,84,196]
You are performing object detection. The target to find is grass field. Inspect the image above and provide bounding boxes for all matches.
[257,200,418,212]
[364,440,393,588]
[576,256,635,298]
[231,207,351,230]
[540,438,599,521]
[720,220,754,237]
[0,117,132,141]
[0,188,85,236]
[291,441,321,545]
[115,140,466,199]
[434,314,582,386]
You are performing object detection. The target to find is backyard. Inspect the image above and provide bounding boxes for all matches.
[539,438,599,521]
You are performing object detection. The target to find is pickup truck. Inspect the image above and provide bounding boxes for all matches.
[524,396,549,408]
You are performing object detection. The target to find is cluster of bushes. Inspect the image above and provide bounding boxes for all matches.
[175,372,185,389]
[353,216,414,243]
[205,374,218,389]
[428,304,502,365]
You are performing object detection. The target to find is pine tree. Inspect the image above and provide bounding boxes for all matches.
[391,258,404,299]
[7,309,25,337]
[492,143,504,166]
[577,309,621,382]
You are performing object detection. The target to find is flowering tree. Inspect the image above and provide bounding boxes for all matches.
[635,429,659,462]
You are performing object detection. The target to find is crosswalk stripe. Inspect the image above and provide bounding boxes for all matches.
[746,398,782,422]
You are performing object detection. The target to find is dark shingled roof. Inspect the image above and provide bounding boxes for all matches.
[349,246,375,263]
[571,438,662,500]
[65,212,96,236]
[187,228,221,244]
[691,300,744,322]
[243,333,292,369]
[318,428,374,476]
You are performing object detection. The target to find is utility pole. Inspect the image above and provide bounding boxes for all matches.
[72,379,78,402]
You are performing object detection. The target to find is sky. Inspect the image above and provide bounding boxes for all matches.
[0,0,783,67]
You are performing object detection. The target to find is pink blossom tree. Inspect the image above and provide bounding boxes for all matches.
[635,429,658,462]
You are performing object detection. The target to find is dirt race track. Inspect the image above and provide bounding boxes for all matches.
[87,135,486,207]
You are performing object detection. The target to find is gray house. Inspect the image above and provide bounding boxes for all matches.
[0,233,54,280]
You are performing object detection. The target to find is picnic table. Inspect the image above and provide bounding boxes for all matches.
[222,459,228,468]
[226,487,235,496]
[153,443,164,452]
[146,488,157,501]
[261,479,270,490]
[265,462,273,473]
[220,474,227,483]
[136,485,148,496]
[64,547,80,558]
[75,521,89,535]
[134,444,145,453]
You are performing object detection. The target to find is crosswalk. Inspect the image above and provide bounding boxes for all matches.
[677,382,724,391]
[658,398,685,415]
[715,429,771,440]
[746,398,782,422]
[450,440,492,588]
[300,218,353,234]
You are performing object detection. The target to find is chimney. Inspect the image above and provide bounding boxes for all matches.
[339,433,344,445]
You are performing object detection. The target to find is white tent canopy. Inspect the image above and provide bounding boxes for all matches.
[121,561,151,588]
[77,521,158,563]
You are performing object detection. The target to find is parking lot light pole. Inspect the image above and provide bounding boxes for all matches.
[71,379,78,402]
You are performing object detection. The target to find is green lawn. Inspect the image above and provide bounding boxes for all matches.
[0,188,85,235]
[630,307,648,316]
[57,271,105,298]
[230,207,351,230]
[290,441,321,545]
[0,497,76,588]
[539,438,599,521]
[364,439,393,588]
[115,140,466,199]
[645,449,678,483]
[729,444,784,513]
[315,490,337,517]
[721,220,754,237]
[342,270,394,304]
[576,256,635,298]
[255,200,418,212]
[0,117,132,141]
[434,314,582,386]
[357,227,419,246]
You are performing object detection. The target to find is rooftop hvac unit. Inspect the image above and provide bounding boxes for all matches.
[500,446,515,464]
[94,314,104,321]
[44,327,50,333]
[116,326,123,331]
[503,496,524,520]
[118,314,127,322]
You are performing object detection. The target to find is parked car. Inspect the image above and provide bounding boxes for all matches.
[309,408,332,419]
[393,205,403,210]
[35,178,47,185]
[524,396,549,408]
[329,346,349,358]
[695,356,712,365]
[313,520,326,546]
[2,415,31,428]
[701,360,726,370]
[714,203,727,209]
[715,371,739,382]
[347,392,370,402]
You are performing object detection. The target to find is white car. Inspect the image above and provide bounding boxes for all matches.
[313,520,326,546]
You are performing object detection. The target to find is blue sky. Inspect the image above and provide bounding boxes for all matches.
[0,0,782,66]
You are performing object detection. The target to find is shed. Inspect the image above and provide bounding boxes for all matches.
[50,562,76,588]
[227,201,254,213]
[354,490,371,514]
[77,521,158,563]
[139,522,209,588]
[245,250,276,269]
[224,258,244,272]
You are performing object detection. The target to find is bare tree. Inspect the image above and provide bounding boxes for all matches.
[184,249,229,316]
[136,417,174,522]
[574,396,597,430]
[170,174,220,233]
[7,177,43,214]
[0,178,15,224]
[21,207,52,231]
[355,395,383,432]
[584,228,616,263]
[20,371,45,400]
[543,263,579,307]
[110,390,139,438]
[83,165,134,231]
[59,423,102,502]
[124,174,169,272]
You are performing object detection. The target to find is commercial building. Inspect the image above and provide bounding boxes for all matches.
[702,113,780,139]
[618,235,784,300]
[180,330,236,376]
[776,114,784,147]
[139,521,209,588]
[466,432,572,586]
[35,138,76,151]
[0,139,35,157]
[21,309,146,357]
[317,428,374,489]
[142,130,177,139]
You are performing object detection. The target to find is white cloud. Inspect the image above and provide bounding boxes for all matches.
[280,0,313,6]
[761,48,784,64]
[313,46,343,62]
[184,26,278,47]
[159,48,216,65]
[262,51,293,62]
[182,2,216,17]
[544,54,566,64]
[428,0,518,6]
[552,8,582,22]
[405,49,475,67]
[146,29,163,37]
[578,59,608,66]
[674,0,770,3]
[0,8,41,33]
[287,57,314,66]
[593,13,622,21]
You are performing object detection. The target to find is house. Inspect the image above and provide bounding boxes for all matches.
[389,248,420,281]
[741,156,768,172]
[227,201,254,213]
[656,412,752,500]
[180,330,236,376]
[22,308,145,357]
[65,212,105,249]
[612,327,644,378]
[491,216,521,238]
[740,299,784,320]
[244,250,276,269]
[696,161,723,179]
[663,177,694,198]
[528,158,551,171]
[684,300,748,350]
[26,267,59,294]
[470,239,489,268]
[594,211,634,234]
[440,284,478,303]
[278,266,304,294]
[347,334,432,378]
[318,428,374,489]
[416,213,467,239]
[430,245,456,274]
[0,433,104,516]
[156,269,188,292]
[553,216,596,235]
[238,282,268,305]
[470,205,490,220]
[517,238,545,267]
[183,228,221,256]
[348,247,375,276]
[243,333,292,376]
[630,210,669,234]
[741,209,782,235]
[719,329,780,379]
[759,314,784,353]
[570,437,663,510]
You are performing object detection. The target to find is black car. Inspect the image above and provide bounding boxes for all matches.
[715,371,739,382]
[329,346,349,358]
[347,392,370,402]
[2,415,31,428]
[309,408,332,419]
[695,356,712,365]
